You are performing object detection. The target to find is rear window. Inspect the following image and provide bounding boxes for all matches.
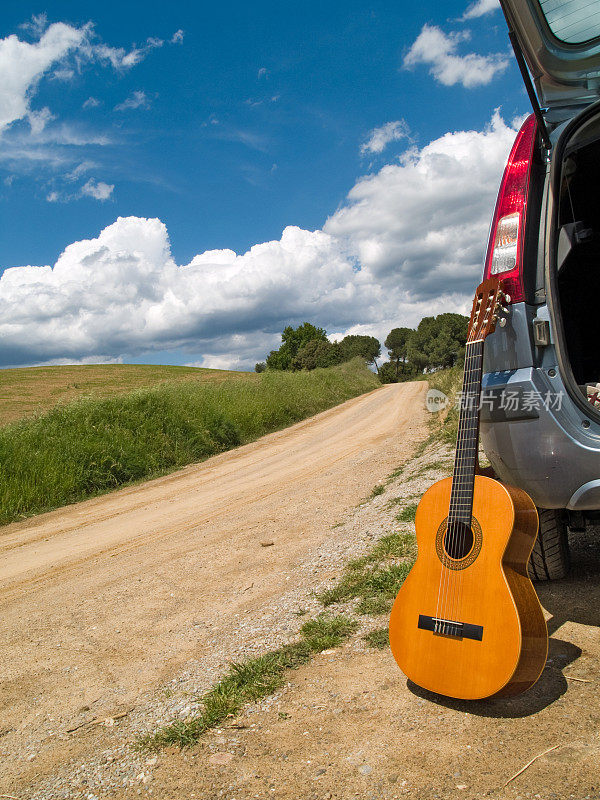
[539,0,600,44]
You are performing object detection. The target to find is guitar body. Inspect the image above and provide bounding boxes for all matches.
[389,475,548,700]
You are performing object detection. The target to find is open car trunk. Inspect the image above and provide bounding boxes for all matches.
[553,106,600,408]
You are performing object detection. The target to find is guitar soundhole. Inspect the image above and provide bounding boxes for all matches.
[436,517,482,570]
[443,522,474,560]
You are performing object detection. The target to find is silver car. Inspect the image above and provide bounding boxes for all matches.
[480,1,600,580]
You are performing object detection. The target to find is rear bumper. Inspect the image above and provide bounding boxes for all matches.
[480,367,600,509]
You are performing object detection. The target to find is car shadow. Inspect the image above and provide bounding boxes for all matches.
[407,527,599,718]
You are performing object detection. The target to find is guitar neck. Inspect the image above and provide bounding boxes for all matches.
[449,339,485,524]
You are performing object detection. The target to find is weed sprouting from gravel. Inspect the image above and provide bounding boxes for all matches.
[140,614,358,749]
[396,503,418,523]
[316,531,415,615]
[363,627,390,650]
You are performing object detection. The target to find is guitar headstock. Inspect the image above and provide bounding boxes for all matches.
[467,278,510,344]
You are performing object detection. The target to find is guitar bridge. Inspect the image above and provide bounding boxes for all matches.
[418,614,483,641]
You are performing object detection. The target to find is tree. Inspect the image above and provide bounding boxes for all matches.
[384,327,412,378]
[254,362,266,373]
[339,335,381,372]
[265,322,328,370]
[378,361,399,384]
[406,313,468,372]
[292,339,342,370]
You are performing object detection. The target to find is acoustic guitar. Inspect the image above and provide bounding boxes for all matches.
[389,278,548,700]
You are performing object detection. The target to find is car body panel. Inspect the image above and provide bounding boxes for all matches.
[481,363,600,509]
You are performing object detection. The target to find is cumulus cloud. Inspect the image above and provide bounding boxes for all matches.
[114,90,150,111]
[325,110,518,298]
[404,24,508,88]
[171,29,184,44]
[80,179,114,200]
[361,121,409,155]
[0,112,520,368]
[461,0,500,20]
[83,96,101,109]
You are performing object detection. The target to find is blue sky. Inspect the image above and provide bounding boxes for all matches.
[0,0,529,369]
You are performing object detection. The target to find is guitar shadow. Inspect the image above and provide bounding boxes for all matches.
[407,525,600,718]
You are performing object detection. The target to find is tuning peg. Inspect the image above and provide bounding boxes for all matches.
[501,305,510,314]
[499,317,507,327]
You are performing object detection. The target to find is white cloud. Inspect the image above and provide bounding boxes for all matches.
[19,14,49,37]
[461,0,500,21]
[0,22,88,133]
[0,21,172,141]
[90,37,163,70]
[83,96,101,109]
[325,110,519,298]
[80,179,114,200]
[171,29,184,44]
[258,67,268,79]
[404,24,508,88]
[27,106,55,134]
[50,67,75,81]
[361,120,409,155]
[114,90,150,111]
[66,161,95,180]
[0,112,520,368]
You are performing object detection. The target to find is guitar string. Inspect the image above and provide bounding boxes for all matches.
[436,313,478,632]
[447,336,479,630]
[435,335,473,630]
[452,291,491,633]
[436,314,476,631]
[442,289,489,633]
[453,337,484,631]
[435,284,495,634]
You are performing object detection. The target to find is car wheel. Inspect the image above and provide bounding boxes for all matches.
[528,508,571,581]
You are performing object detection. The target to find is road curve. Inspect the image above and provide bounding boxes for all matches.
[0,381,427,794]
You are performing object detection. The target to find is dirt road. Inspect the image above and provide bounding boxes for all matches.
[0,381,427,795]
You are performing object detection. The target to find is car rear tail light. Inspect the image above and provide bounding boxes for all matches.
[483,114,538,303]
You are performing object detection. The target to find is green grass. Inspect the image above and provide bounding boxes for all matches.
[419,365,463,445]
[369,483,385,498]
[410,459,453,479]
[0,359,379,526]
[141,614,358,749]
[317,531,415,615]
[363,627,390,650]
[396,503,418,523]
[0,363,251,427]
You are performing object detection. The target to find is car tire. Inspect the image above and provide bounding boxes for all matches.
[527,508,570,581]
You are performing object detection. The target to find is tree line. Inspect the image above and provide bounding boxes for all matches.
[255,314,468,381]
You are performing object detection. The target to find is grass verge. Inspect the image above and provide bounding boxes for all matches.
[317,531,416,616]
[0,359,378,526]
[419,365,463,445]
[140,614,358,749]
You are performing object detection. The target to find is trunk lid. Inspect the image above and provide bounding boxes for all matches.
[501,0,600,109]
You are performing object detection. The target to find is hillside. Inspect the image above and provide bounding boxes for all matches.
[0,359,379,524]
[0,363,255,426]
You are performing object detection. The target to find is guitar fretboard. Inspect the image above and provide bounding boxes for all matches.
[448,339,485,526]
